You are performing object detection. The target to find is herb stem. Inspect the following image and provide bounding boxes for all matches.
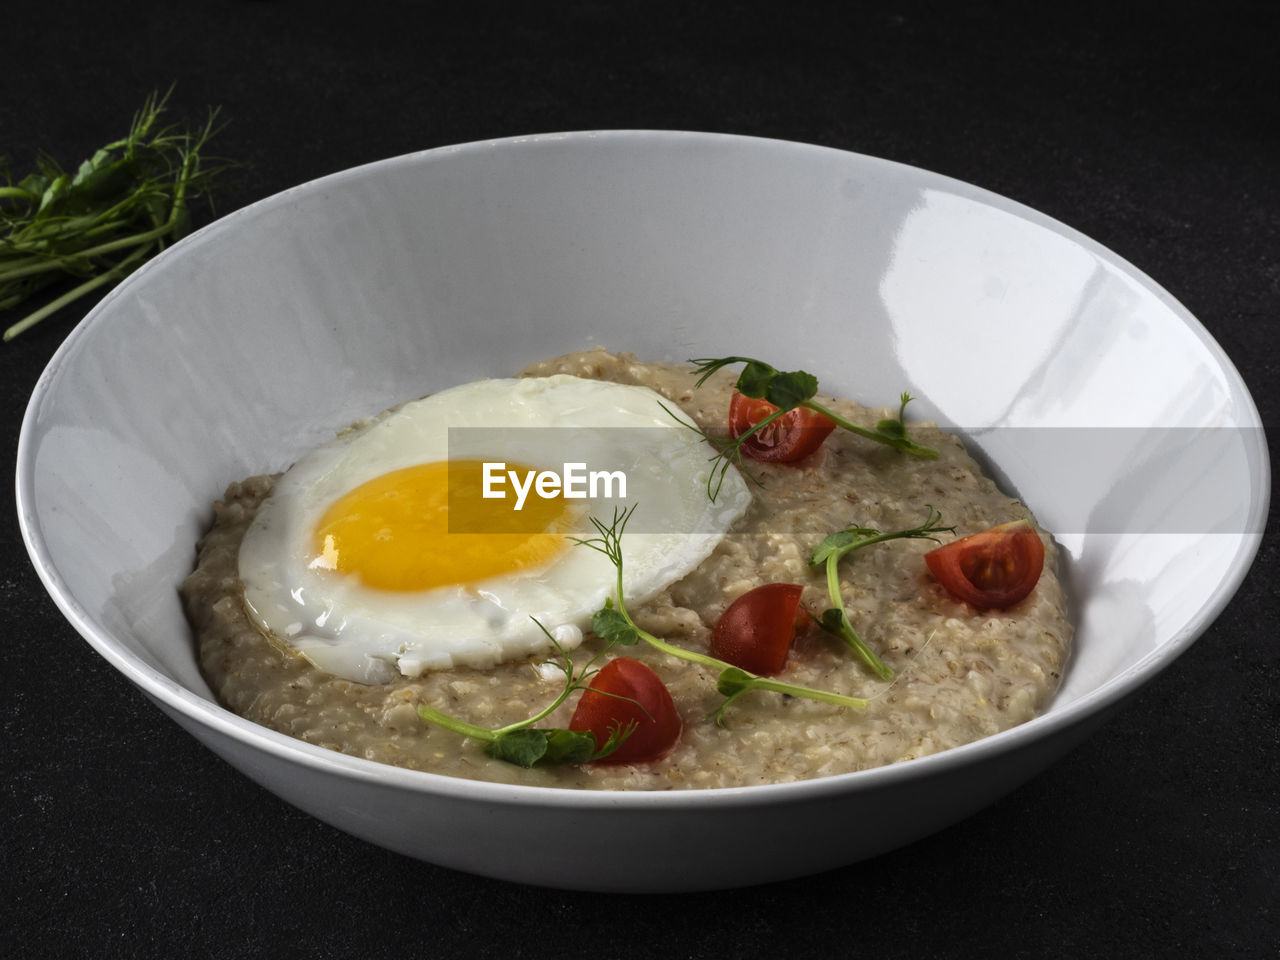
[58,217,173,261]
[0,224,165,283]
[590,509,868,714]
[822,551,894,680]
[0,258,60,282]
[629,609,869,710]
[681,357,941,500]
[415,704,499,742]
[3,244,149,341]
[810,508,953,680]
[802,398,940,459]
[743,676,869,707]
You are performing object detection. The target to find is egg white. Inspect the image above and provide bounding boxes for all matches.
[238,374,751,683]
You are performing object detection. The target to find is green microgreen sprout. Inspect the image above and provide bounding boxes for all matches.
[671,355,940,500]
[809,506,954,680]
[573,504,869,724]
[416,620,639,768]
[1,87,233,341]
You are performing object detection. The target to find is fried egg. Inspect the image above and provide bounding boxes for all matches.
[238,374,750,683]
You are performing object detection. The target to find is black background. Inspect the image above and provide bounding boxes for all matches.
[3,2,1276,958]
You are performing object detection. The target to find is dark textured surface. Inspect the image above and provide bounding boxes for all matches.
[3,2,1276,957]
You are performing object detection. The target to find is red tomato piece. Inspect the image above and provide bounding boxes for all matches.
[924,520,1046,610]
[711,582,807,676]
[728,391,837,463]
[569,657,682,765]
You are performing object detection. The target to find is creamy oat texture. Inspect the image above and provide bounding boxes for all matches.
[182,348,1072,790]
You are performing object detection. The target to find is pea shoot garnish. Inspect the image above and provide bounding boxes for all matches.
[416,620,638,768]
[810,507,954,679]
[1,88,232,341]
[673,355,939,500]
[574,505,869,723]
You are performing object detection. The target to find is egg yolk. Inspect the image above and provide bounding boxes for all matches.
[309,460,571,591]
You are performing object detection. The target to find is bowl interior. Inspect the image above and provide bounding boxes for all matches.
[19,131,1267,773]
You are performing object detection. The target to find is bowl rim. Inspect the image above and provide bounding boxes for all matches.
[15,128,1271,809]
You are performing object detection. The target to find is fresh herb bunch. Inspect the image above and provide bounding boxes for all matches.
[575,505,869,724]
[416,620,637,768]
[810,507,954,679]
[675,355,940,499]
[1,88,230,341]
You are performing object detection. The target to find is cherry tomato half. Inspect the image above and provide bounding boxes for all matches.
[729,391,837,463]
[711,582,807,676]
[569,657,682,765]
[924,520,1045,610]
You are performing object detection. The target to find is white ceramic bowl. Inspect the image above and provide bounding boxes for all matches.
[16,131,1268,891]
